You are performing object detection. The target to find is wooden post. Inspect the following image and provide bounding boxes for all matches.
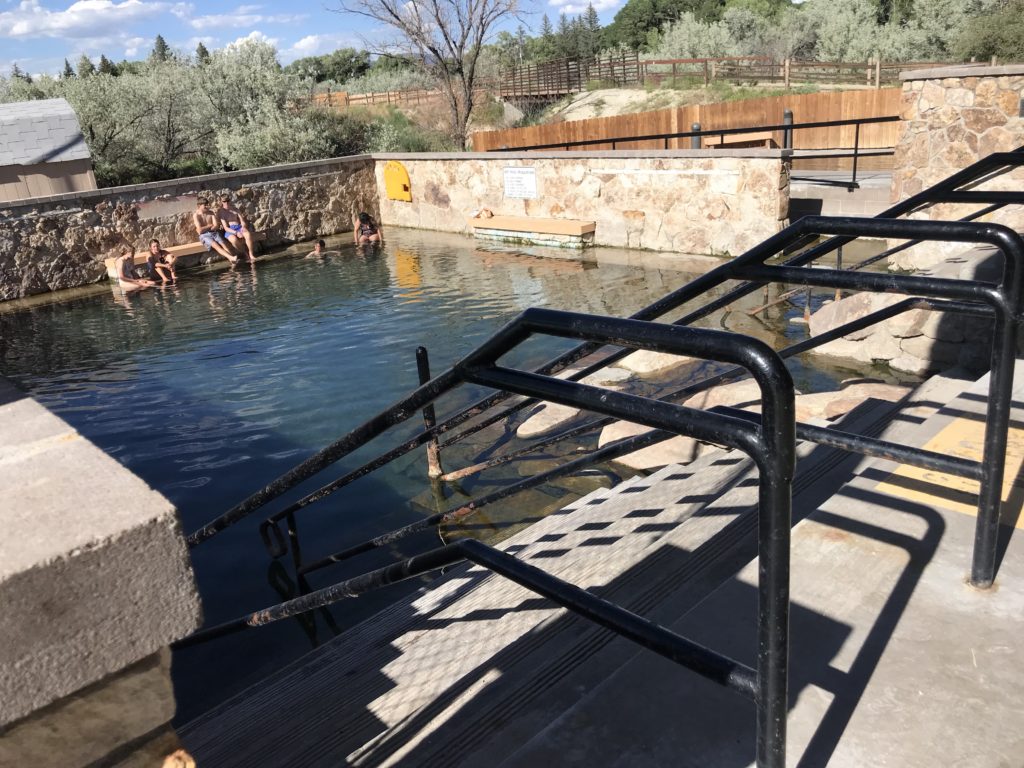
[874,58,881,89]
[703,59,709,87]
[784,58,790,90]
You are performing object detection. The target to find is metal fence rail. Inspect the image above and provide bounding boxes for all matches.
[180,308,797,768]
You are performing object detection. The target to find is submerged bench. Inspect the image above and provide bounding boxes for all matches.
[103,233,267,279]
[467,215,596,249]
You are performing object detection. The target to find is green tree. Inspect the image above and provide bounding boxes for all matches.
[537,14,558,60]
[604,0,725,51]
[196,42,211,65]
[62,59,76,79]
[98,55,117,76]
[11,64,31,83]
[150,34,171,63]
[323,48,371,82]
[956,0,1024,61]
[77,54,96,78]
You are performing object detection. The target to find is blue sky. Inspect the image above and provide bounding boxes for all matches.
[1,0,625,76]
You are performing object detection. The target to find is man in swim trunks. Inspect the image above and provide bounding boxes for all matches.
[114,244,156,291]
[146,239,177,282]
[194,198,238,264]
[216,194,258,261]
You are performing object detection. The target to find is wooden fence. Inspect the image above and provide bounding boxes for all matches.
[471,88,902,154]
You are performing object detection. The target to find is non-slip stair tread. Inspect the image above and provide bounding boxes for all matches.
[488,367,1024,768]
[181,393,918,767]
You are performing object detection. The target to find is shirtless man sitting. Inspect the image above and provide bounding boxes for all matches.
[114,245,156,291]
[146,239,177,282]
[216,194,257,261]
[193,198,238,264]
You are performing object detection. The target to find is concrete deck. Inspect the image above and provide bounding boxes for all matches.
[0,376,201,726]
[181,363,1024,766]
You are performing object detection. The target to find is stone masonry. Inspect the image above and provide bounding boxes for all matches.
[0,156,378,301]
[890,64,1024,270]
[374,151,789,255]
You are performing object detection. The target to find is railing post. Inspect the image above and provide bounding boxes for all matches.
[703,59,710,87]
[691,122,701,149]
[851,121,861,187]
[782,109,793,149]
[835,246,843,302]
[416,347,444,479]
[972,303,1019,588]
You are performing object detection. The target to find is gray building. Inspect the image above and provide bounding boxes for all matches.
[0,98,96,204]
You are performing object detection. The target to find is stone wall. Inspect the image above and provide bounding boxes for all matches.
[891,64,1024,270]
[374,151,789,255]
[0,156,377,301]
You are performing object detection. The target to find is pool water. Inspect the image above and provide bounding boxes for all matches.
[0,229,898,721]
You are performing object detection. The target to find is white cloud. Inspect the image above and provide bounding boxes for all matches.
[226,29,277,49]
[185,34,216,48]
[123,34,146,56]
[188,4,304,29]
[0,0,167,39]
[279,32,360,62]
[546,0,621,13]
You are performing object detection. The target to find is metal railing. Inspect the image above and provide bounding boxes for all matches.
[180,149,1024,765]
[490,113,900,189]
[180,310,796,766]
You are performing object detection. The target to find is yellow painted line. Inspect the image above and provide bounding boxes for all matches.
[876,415,1024,528]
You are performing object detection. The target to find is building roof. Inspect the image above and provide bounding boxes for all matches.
[0,98,91,167]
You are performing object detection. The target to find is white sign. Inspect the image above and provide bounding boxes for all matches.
[503,167,538,199]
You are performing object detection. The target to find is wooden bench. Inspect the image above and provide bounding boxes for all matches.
[703,130,779,149]
[103,233,266,279]
[467,215,596,249]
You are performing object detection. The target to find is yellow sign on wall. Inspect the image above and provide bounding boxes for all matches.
[384,160,412,202]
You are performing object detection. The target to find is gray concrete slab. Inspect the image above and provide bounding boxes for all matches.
[180,398,906,766]
[487,369,1024,767]
[0,376,201,725]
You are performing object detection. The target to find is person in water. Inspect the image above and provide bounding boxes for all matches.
[216,194,257,261]
[354,212,383,244]
[146,239,177,283]
[115,245,156,291]
[307,239,327,257]
[193,198,238,264]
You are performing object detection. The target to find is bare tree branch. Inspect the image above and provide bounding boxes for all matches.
[333,0,516,146]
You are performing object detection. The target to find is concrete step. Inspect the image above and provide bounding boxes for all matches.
[180,387,924,766]
[488,367,1024,767]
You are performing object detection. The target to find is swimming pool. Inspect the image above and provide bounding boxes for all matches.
[0,228,891,721]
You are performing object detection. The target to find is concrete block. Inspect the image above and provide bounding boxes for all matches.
[0,377,201,726]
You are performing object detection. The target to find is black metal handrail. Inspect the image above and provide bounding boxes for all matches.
[179,308,797,768]
[262,216,1022,594]
[491,114,898,152]
[178,149,1024,765]
[188,151,1024,581]
[488,114,899,188]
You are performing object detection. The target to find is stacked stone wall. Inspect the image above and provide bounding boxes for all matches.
[0,156,378,301]
[891,65,1024,270]
[374,151,789,255]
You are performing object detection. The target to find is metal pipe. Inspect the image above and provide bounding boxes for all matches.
[177,538,760,698]
[417,347,443,479]
[782,109,793,150]
[296,423,682,575]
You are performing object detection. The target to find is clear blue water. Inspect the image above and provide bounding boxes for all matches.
[0,229,889,721]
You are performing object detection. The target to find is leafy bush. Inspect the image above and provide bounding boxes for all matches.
[363,108,452,152]
[341,67,436,94]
